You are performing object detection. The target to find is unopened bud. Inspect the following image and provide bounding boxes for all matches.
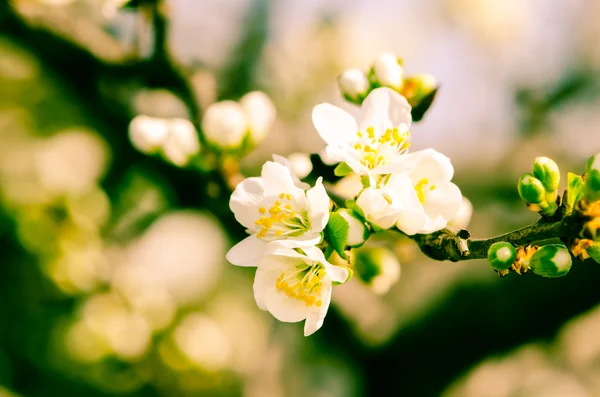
[240,91,276,146]
[373,52,404,90]
[402,73,437,106]
[201,100,248,149]
[518,173,546,205]
[353,247,400,294]
[529,244,572,278]
[128,115,169,154]
[533,156,560,193]
[337,208,369,248]
[338,68,370,101]
[585,153,600,201]
[162,118,200,166]
[487,242,517,271]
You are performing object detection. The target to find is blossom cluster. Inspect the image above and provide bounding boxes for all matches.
[227,86,463,335]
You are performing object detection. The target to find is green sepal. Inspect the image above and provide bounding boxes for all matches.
[325,212,349,259]
[566,172,584,211]
[334,162,354,177]
[410,87,438,122]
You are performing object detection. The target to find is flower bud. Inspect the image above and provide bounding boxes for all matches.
[201,100,248,149]
[529,244,572,278]
[533,156,560,193]
[353,247,400,294]
[128,115,169,154]
[162,118,201,166]
[518,173,546,205]
[286,152,313,179]
[240,91,276,146]
[373,52,404,90]
[402,73,437,106]
[336,208,369,248]
[338,68,370,101]
[585,153,600,201]
[487,242,517,271]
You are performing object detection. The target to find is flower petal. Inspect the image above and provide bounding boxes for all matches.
[253,268,274,310]
[230,177,265,230]
[261,161,298,197]
[312,104,358,147]
[265,286,309,323]
[272,154,310,190]
[408,149,454,183]
[356,188,400,229]
[423,182,463,222]
[306,177,330,233]
[396,209,428,235]
[304,287,332,336]
[359,87,412,133]
[226,235,268,267]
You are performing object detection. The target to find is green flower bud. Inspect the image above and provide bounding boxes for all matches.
[518,173,546,205]
[353,247,400,294]
[529,244,572,278]
[487,242,517,271]
[585,153,600,201]
[336,209,369,248]
[532,156,560,193]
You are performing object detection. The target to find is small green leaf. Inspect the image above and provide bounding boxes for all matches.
[334,162,354,177]
[566,172,584,210]
[325,212,349,259]
[411,87,438,122]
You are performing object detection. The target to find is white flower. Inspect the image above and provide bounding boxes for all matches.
[338,68,370,100]
[373,52,404,90]
[201,100,248,149]
[240,91,276,145]
[355,149,462,235]
[312,87,412,179]
[128,115,200,166]
[272,153,312,190]
[448,197,473,229]
[389,149,462,235]
[254,243,349,336]
[227,161,330,267]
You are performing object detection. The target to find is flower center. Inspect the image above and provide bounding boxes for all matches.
[414,178,436,204]
[255,192,308,239]
[275,264,325,307]
[353,126,410,169]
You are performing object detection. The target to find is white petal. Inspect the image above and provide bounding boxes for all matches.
[420,214,448,234]
[304,287,332,336]
[230,177,265,230]
[261,161,298,197]
[312,104,358,146]
[359,87,412,133]
[265,286,309,323]
[226,235,268,267]
[423,182,463,222]
[272,154,310,190]
[253,268,274,310]
[356,188,400,229]
[307,177,330,234]
[408,149,454,183]
[396,209,428,235]
[323,261,349,283]
[325,146,369,175]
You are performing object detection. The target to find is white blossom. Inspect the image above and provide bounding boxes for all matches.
[227,161,330,267]
[254,243,348,336]
[373,52,404,90]
[201,100,248,149]
[338,68,370,100]
[356,149,462,235]
[240,91,276,145]
[312,87,412,180]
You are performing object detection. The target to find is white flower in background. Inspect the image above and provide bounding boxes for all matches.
[312,87,412,179]
[128,115,200,166]
[240,91,276,145]
[254,243,349,336]
[272,153,312,189]
[388,149,462,235]
[227,161,330,267]
[448,197,473,229]
[338,68,370,100]
[201,100,248,149]
[373,52,404,90]
[356,149,462,235]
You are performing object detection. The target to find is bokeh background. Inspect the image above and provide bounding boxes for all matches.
[2,0,600,396]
